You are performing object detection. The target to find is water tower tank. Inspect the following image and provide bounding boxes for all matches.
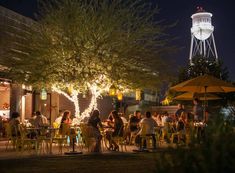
[189,7,218,64]
[191,9,214,40]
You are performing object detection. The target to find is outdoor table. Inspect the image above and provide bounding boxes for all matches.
[47,127,59,154]
[64,125,82,155]
[193,122,207,141]
[26,126,55,154]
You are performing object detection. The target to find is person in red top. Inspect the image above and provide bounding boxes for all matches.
[60,110,72,125]
[59,110,72,136]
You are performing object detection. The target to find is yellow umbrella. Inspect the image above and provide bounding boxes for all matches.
[170,74,235,93]
[170,74,235,118]
[173,92,222,101]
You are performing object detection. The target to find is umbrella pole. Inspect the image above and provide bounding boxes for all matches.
[204,86,208,122]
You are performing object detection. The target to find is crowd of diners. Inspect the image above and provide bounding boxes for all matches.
[1,98,209,153]
[84,98,209,152]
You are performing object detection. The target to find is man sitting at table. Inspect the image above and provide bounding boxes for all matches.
[161,111,172,125]
[33,111,48,128]
[137,111,157,149]
[128,110,142,144]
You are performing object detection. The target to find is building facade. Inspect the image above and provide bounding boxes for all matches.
[0,6,60,123]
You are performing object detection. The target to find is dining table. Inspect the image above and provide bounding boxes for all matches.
[64,125,83,155]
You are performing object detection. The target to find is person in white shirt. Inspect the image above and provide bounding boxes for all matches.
[161,111,172,125]
[54,110,63,126]
[138,111,157,149]
[119,113,128,124]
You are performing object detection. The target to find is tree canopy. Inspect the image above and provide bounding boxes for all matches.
[1,0,175,93]
[178,56,229,83]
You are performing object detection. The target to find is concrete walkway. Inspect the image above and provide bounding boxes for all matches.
[0,139,173,159]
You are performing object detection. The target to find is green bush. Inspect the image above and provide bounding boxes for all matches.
[154,113,235,173]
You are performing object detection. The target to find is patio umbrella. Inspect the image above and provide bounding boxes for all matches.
[173,92,222,101]
[170,74,235,119]
[170,74,235,93]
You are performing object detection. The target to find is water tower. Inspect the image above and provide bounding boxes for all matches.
[189,7,218,64]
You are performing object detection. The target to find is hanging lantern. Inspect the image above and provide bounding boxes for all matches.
[161,98,169,106]
[136,89,141,101]
[67,85,73,95]
[109,85,116,96]
[117,92,123,101]
[40,88,47,100]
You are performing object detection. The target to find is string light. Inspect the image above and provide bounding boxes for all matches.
[51,75,134,124]
[80,84,101,120]
[52,85,80,117]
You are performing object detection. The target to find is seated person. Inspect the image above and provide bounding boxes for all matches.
[177,111,186,132]
[137,111,157,149]
[9,112,21,137]
[106,110,124,151]
[129,110,141,133]
[87,109,103,152]
[103,113,114,127]
[119,113,128,124]
[59,110,72,136]
[161,111,172,125]
[128,111,142,144]
[28,112,36,125]
[33,111,48,128]
[175,104,185,121]
[152,111,162,126]
[54,110,64,126]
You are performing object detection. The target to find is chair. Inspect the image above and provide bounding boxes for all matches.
[129,130,138,145]
[160,122,171,143]
[36,127,52,155]
[170,124,182,144]
[100,129,108,151]
[53,122,60,130]
[4,123,19,150]
[155,126,163,147]
[52,124,69,154]
[139,124,155,150]
[18,126,39,154]
[80,125,96,152]
[112,124,128,152]
[75,127,84,149]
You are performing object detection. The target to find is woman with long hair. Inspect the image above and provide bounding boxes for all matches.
[59,110,72,136]
[87,109,103,152]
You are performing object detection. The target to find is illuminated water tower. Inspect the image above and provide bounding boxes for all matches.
[189,7,218,64]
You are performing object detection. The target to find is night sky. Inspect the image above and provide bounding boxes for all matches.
[0,0,234,80]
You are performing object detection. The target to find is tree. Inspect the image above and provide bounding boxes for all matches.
[178,56,229,83]
[1,0,175,120]
[174,56,234,107]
